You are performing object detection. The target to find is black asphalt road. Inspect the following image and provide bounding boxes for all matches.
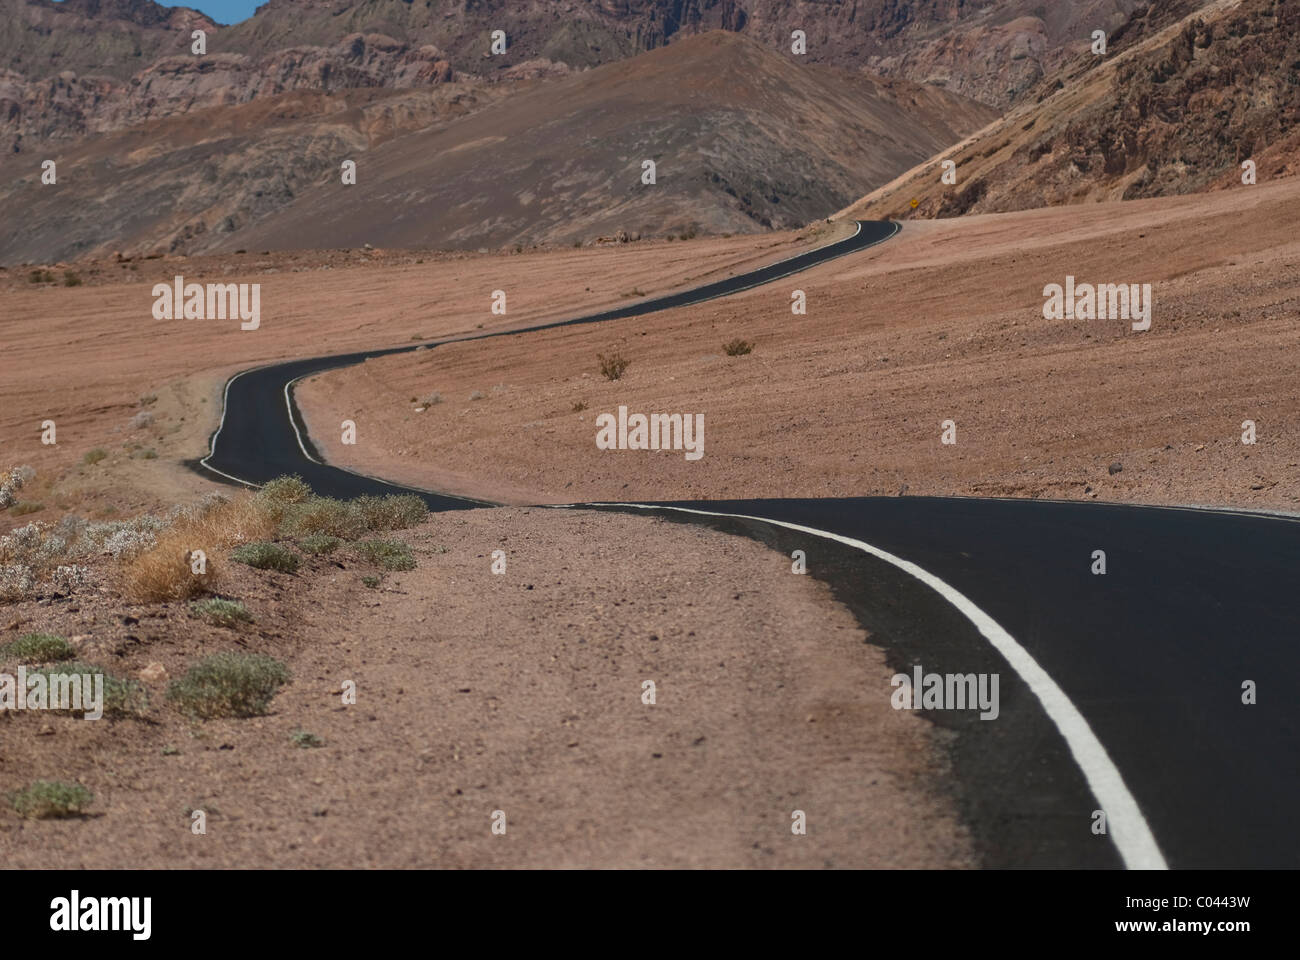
[195,218,1299,868]
[584,498,1300,869]
[199,219,899,499]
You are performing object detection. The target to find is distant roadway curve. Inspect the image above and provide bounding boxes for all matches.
[195,219,1299,869]
[199,219,898,500]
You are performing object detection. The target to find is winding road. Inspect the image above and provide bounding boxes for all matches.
[195,219,1299,869]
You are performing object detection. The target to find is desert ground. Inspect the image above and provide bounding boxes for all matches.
[3,174,1295,867]
[0,221,850,518]
[0,506,971,868]
[299,177,1300,511]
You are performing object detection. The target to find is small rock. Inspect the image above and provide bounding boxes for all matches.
[1108,461,1123,475]
[139,662,168,684]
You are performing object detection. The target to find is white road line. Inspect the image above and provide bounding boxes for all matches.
[198,367,262,487]
[703,220,897,299]
[586,501,1169,871]
[199,221,894,490]
[283,376,323,465]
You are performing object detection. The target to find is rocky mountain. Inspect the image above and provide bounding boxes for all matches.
[843,0,1299,220]
[222,31,996,253]
[5,0,1171,107]
[0,31,458,152]
[0,31,995,264]
[0,0,1178,158]
[0,0,216,79]
[213,0,1156,108]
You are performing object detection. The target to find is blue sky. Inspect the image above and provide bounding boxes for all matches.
[61,1,263,25]
[163,1,260,24]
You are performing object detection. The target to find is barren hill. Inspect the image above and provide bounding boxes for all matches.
[842,0,1299,221]
[222,32,994,254]
[0,31,995,264]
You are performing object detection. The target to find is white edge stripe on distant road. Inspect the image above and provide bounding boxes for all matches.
[195,220,889,491]
[197,367,260,488]
[283,376,323,465]
[586,501,1168,871]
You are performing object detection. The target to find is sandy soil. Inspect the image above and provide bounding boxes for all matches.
[0,507,972,869]
[0,223,844,528]
[297,177,1300,511]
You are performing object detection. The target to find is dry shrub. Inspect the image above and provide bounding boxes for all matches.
[122,498,274,602]
[598,352,630,381]
[123,527,222,602]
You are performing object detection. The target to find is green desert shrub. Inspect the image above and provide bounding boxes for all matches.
[281,494,426,540]
[0,633,74,663]
[167,652,291,719]
[189,598,253,627]
[251,476,426,541]
[231,541,299,573]
[355,538,415,571]
[353,494,426,531]
[297,533,342,555]
[255,475,313,506]
[27,661,150,718]
[10,781,93,819]
[280,496,364,539]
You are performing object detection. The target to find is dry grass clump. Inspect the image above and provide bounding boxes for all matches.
[6,475,426,605]
[122,496,275,602]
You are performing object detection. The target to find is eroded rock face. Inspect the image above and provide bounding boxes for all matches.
[852,0,1299,222]
[0,32,995,266]
[6,0,1155,111]
[0,0,1174,157]
[0,33,456,152]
